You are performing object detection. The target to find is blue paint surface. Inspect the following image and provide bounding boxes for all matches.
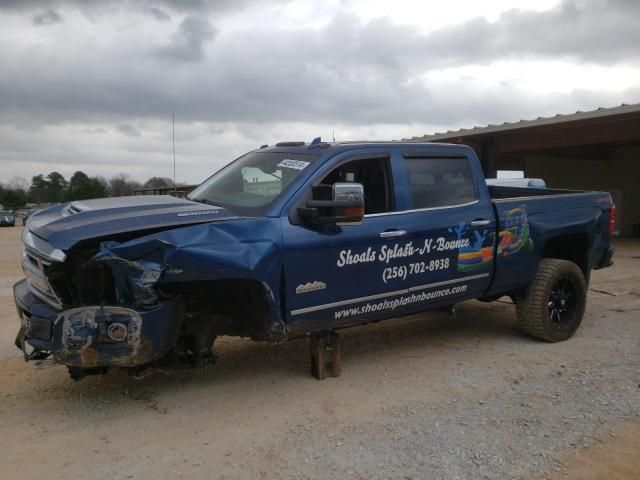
[15,142,615,368]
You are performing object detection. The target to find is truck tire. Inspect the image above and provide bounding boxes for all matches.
[516,258,587,342]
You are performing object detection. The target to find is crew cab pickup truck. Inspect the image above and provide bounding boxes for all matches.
[14,140,615,380]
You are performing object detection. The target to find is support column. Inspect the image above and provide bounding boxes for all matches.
[481,138,497,178]
[309,332,341,380]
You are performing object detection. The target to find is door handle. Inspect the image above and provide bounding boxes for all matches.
[470,219,491,227]
[379,229,407,239]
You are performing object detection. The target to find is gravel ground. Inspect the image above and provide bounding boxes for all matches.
[0,225,638,479]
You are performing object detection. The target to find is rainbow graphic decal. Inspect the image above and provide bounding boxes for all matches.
[447,223,495,272]
[457,245,495,272]
[497,205,533,257]
[451,205,533,272]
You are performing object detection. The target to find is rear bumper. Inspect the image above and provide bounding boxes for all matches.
[594,246,615,270]
[14,279,182,368]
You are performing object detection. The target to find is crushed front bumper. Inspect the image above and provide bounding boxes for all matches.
[14,279,182,369]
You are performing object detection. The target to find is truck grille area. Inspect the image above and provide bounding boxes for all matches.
[21,309,53,341]
[23,246,65,309]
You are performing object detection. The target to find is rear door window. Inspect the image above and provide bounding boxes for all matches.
[404,157,476,209]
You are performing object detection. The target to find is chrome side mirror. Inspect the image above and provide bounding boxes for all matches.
[298,182,365,225]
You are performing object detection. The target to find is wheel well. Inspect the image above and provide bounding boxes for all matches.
[161,279,281,340]
[542,233,589,278]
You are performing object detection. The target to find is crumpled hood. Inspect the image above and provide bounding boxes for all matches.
[27,195,239,250]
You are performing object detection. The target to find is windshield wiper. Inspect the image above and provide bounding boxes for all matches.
[190,197,220,207]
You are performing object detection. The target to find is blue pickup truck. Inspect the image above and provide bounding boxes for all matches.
[14,140,615,380]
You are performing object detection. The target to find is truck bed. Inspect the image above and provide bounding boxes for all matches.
[486,185,613,297]
[488,185,585,199]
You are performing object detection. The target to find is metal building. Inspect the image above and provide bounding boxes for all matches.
[411,103,640,236]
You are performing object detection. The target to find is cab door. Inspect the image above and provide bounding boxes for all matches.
[281,151,402,333]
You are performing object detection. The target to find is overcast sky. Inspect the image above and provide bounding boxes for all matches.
[1,0,639,185]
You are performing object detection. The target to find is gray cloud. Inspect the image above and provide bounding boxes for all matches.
[116,123,142,137]
[33,9,62,25]
[0,0,276,14]
[83,127,108,134]
[147,7,171,22]
[421,0,640,66]
[0,0,638,133]
[1,0,639,185]
[154,15,217,62]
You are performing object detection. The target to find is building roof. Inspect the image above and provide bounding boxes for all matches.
[408,102,640,142]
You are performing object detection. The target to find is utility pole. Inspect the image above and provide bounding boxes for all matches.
[172,114,177,195]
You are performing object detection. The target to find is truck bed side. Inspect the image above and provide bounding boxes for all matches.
[486,187,613,297]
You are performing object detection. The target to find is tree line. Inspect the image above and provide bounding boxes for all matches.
[0,172,179,208]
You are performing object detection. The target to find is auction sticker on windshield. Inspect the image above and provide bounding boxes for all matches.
[277,159,310,170]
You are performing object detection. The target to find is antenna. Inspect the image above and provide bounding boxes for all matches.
[332,129,335,142]
[172,114,177,195]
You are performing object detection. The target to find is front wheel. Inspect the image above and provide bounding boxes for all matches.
[516,258,587,342]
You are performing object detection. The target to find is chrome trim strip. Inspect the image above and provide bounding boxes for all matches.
[491,191,596,203]
[364,200,479,218]
[291,288,408,316]
[408,273,489,292]
[290,273,489,316]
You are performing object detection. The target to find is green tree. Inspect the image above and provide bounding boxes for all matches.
[7,177,29,192]
[45,171,68,202]
[28,174,48,204]
[0,188,27,208]
[144,177,174,189]
[66,171,108,201]
[90,176,109,198]
[66,171,90,201]
[109,173,141,196]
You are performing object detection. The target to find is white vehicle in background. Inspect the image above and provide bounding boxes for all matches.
[486,170,546,188]
[486,178,547,188]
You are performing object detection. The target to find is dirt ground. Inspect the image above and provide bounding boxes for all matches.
[0,225,638,480]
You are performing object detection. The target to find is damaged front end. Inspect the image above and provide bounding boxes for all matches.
[15,219,286,380]
[14,277,183,379]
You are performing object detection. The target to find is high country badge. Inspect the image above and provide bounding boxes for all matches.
[295,281,327,294]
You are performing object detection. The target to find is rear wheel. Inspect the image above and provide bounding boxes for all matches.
[516,258,587,342]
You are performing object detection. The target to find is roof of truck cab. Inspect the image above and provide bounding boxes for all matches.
[257,141,474,156]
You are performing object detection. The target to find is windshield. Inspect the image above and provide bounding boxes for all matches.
[0,211,12,216]
[189,151,317,215]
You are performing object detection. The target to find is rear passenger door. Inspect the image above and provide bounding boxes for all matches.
[380,152,495,307]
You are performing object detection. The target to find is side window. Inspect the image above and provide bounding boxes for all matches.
[405,157,476,209]
[315,157,393,214]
